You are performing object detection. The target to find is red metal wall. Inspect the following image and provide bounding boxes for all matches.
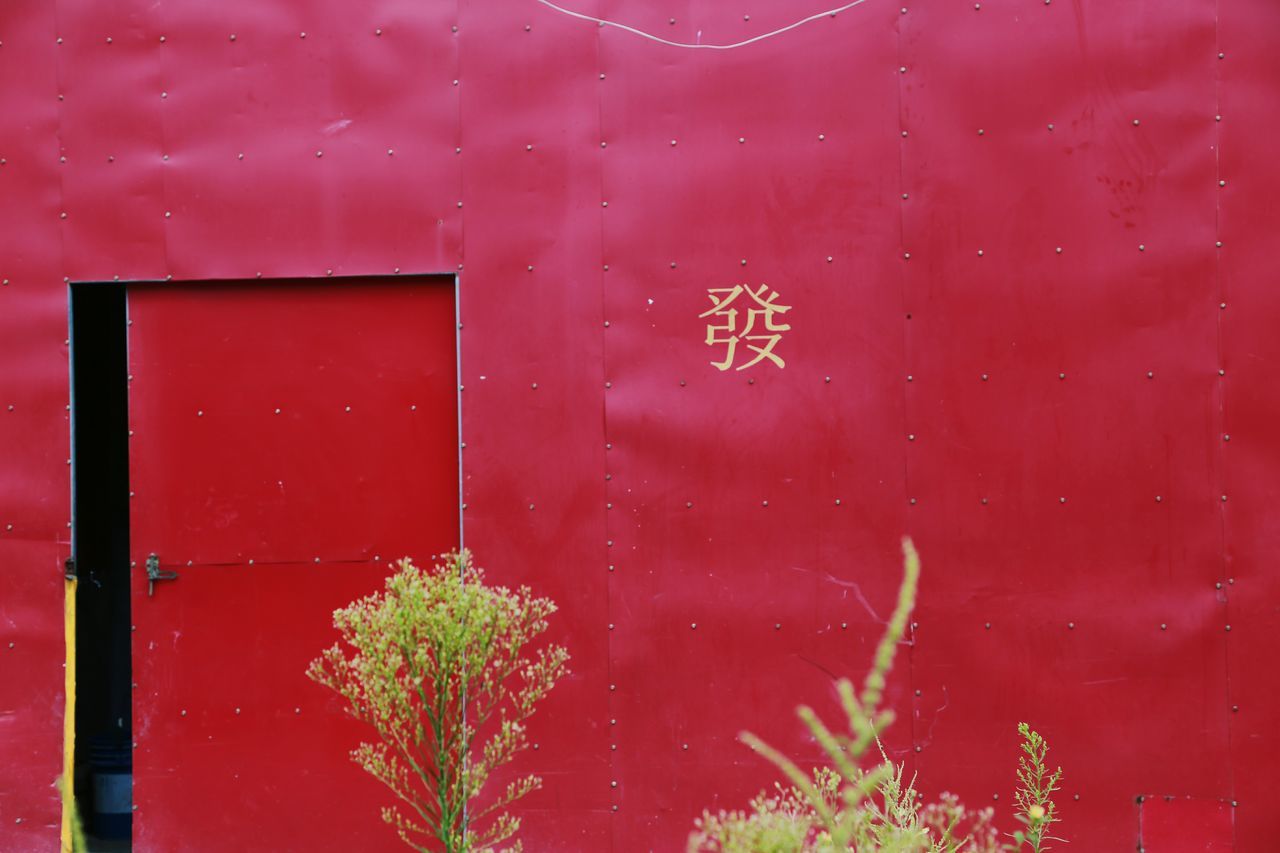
[1,0,1277,849]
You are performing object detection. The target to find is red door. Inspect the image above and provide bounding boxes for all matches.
[126,278,460,851]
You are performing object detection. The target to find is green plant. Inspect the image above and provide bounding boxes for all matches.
[1009,724,1063,852]
[688,538,1062,852]
[308,550,569,853]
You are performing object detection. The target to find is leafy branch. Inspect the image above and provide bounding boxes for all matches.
[308,550,568,852]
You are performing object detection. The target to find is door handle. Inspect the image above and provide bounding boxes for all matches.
[146,553,178,597]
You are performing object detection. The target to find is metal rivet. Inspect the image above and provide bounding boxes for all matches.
[526,144,533,151]
[1156,495,1163,502]
[1220,179,1227,187]
[315,151,323,158]
[1059,496,1067,503]
[1047,123,1055,131]
[909,497,917,505]
[981,497,989,504]
[762,500,768,507]
[835,498,842,505]
[1160,624,1167,630]
[1067,622,1075,629]
[903,252,911,259]
[1224,434,1231,441]
[531,382,537,389]
[1059,373,1066,380]
[1133,119,1140,126]
[690,623,696,629]
[906,375,913,382]
[738,137,746,144]
[1225,624,1232,631]
[985,622,991,629]
[907,434,915,441]
[230,34,236,41]
[978,128,984,135]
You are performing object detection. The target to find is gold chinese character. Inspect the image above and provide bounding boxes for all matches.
[699,284,792,371]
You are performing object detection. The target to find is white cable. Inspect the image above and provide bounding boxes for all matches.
[534,0,876,50]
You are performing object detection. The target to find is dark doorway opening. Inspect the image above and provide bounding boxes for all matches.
[70,283,132,848]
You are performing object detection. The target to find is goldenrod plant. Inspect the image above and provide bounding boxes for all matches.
[308,551,569,853]
[688,538,1063,852]
[1009,724,1063,852]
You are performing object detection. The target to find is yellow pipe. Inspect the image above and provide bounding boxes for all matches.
[61,577,77,852]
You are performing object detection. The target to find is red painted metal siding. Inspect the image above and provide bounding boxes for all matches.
[0,0,1277,849]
